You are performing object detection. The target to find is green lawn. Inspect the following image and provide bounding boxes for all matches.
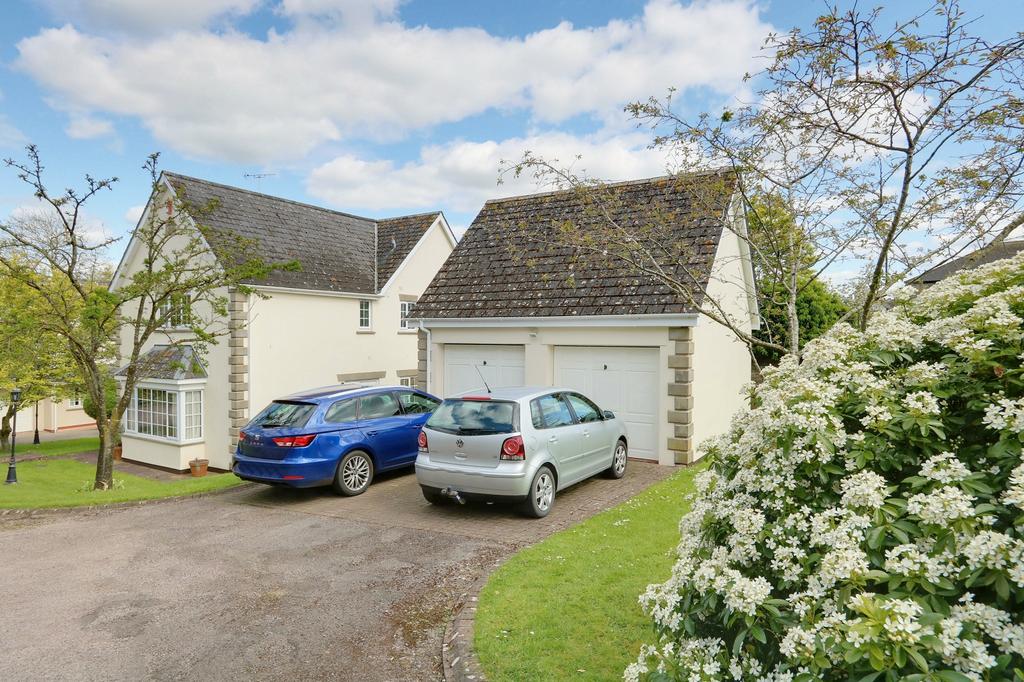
[10,436,100,457]
[0,458,243,509]
[475,465,702,681]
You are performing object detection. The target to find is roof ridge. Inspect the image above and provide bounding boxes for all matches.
[481,168,735,206]
[377,210,442,222]
[161,171,378,224]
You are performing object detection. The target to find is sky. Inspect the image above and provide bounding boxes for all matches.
[0,0,1020,255]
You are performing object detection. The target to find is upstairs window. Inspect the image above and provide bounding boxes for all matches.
[359,300,372,329]
[158,295,190,329]
[400,300,415,329]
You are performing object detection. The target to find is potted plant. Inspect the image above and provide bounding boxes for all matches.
[112,433,123,461]
[189,458,209,477]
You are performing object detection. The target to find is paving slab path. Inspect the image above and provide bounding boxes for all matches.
[0,461,673,681]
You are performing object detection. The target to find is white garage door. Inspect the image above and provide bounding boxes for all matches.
[554,346,659,460]
[444,344,525,396]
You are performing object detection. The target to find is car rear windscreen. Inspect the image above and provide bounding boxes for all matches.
[250,401,316,429]
[426,399,517,435]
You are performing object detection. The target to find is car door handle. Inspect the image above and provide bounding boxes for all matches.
[366,430,379,436]
[583,431,591,438]
[548,436,558,443]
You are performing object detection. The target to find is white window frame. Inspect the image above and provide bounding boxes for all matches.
[68,391,82,408]
[399,376,413,387]
[123,378,205,445]
[399,300,416,331]
[157,296,190,330]
[358,300,372,329]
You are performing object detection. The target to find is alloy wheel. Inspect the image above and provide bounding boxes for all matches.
[534,471,554,512]
[614,443,627,475]
[342,455,370,491]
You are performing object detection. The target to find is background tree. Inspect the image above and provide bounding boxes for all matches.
[0,146,287,489]
[510,1,1024,363]
[0,268,78,448]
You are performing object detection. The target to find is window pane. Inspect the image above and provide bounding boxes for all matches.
[251,401,316,428]
[359,300,371,328]
[427,399,517,435]
[184,390,203,439]
[534,394,574,428]
[324,398,357,423]
[131,387,178,439]
[398,391,439,414]
[565,393,601,423]
[358,393,401,420]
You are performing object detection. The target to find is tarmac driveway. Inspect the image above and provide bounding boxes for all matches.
[0,462,673,681]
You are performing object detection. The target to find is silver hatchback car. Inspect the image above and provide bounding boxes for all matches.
[415,387,628,517]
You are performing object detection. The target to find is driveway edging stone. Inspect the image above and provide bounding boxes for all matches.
[443,557,504,682]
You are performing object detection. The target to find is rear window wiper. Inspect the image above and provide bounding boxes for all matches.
[259,422,285,428]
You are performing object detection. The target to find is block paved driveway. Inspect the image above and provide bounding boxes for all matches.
[1,461,673,682]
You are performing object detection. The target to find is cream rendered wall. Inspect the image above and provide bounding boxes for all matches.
[119,435,206,471]
[47,398,95,431]
[247,219,454,417]
[689,216,755,452]
[426,325,679,465]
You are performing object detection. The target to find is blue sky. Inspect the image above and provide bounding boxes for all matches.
[0,0,1020,252]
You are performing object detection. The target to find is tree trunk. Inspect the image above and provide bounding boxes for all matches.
[94,421,115,490]
[787,261,800,358]
[0,405,13,451]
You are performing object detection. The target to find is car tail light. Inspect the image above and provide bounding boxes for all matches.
[272,434,317,447]
[500,435,525,461]
[418,430,428,452]
[239,431,249,443]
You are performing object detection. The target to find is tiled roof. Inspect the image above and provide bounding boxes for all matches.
[162,173,438,294]
[116,345,208,380]
[915,240,1024,285]
[413,171,736,319]
[377,212,442,285]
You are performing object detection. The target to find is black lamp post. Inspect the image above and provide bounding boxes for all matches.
[5,387,21,485]
[33,400,40,445]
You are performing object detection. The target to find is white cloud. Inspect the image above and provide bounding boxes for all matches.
[39,0,260,34]
[124,205,145,226]
[0,116,26,150]
[307,129,672,213]
[64,113,114,139]
[16,0,771,163]
[279,0,404,26]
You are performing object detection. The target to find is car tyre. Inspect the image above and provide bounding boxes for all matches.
[333,450,374,496]
[604,439,628,479]
[520,465,556,518]
[421,485,446,505]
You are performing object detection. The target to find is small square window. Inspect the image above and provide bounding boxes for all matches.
[400,300,416,329]
[158,296,190,329]
[359,300,372,329]
[399,376,413,387]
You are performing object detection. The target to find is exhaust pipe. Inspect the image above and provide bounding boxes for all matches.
[440,487,465,505]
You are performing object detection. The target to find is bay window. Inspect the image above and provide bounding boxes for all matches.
[124,381,204,443]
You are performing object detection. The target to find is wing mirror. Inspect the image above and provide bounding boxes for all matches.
[602,410,615,420]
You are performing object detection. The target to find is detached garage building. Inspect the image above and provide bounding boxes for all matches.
[412,172,759,465]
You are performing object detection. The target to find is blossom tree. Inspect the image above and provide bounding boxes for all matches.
[629,252,1024,680]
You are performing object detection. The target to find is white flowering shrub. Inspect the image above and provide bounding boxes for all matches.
[628,253,1024,682]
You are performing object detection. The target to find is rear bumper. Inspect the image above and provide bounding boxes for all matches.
[232,451,337,488]
[415,454,531,498]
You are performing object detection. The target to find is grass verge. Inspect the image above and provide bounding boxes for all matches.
[10,436,100,458]
[0,458,243,509]
[474,465,702,681]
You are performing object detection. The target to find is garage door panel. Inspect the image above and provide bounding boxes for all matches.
[554,346,659,460]
[444,345,525,396]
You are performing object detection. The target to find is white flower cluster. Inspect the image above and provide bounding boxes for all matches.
[920,451,972,484]
[631,251,1024,681]
[983,397,1024,433]
[906,486,976,524]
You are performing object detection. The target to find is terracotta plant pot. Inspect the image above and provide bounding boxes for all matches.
[112,444,123,461]
[189,458,209,477]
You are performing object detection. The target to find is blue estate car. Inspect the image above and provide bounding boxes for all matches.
[232,384,442,495]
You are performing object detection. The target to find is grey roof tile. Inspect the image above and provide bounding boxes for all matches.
[162,173,437,294]
[414,171,735,319]
[116,345,207,380]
